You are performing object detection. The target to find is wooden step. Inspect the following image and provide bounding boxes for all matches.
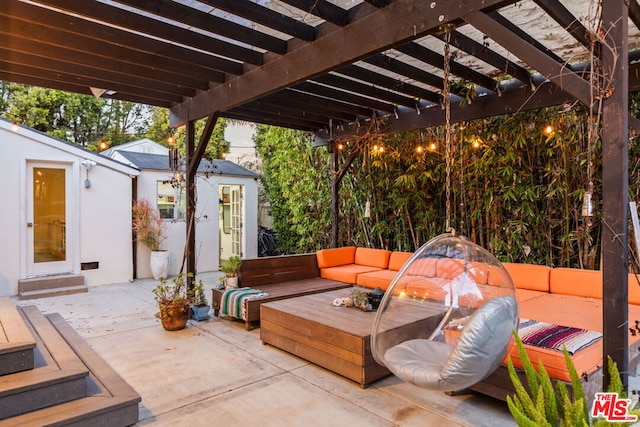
[0,306,88,419]
[0,308,140,426]
[0,297,36,375]
[18,274,88,300]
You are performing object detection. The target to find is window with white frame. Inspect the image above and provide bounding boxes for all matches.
[157,181,186,220]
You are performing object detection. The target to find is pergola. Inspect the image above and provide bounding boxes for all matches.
[2,0,638,390]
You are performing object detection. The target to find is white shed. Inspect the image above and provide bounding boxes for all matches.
[0,119,139,297]
[112,151,259,279]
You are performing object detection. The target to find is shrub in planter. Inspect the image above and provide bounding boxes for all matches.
[153,274,191,331]
[190,280,210,321]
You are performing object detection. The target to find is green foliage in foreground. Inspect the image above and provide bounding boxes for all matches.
[507,331,640,426]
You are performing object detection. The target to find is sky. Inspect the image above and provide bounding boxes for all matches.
[224,122,257,166]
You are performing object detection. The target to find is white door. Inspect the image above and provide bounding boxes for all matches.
[231,186,242,258]
[26,162,73,276]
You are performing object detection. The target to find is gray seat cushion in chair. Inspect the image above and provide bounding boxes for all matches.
[383,295,518,391]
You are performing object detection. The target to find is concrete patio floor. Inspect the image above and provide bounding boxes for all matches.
[11,272,516,426]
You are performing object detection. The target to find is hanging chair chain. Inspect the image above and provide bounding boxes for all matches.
[443,28,454,236]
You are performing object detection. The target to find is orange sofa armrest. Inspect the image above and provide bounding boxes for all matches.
[354,247,391,269]
[316,246,356,268]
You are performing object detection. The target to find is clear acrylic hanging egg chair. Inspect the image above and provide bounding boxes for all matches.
[371,233,518,392]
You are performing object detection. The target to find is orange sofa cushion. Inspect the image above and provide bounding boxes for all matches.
[357,269,399,291]
[629,274,640,305]
[404,257,438,278]
[502,262,551,292]
[388,251,413,271]
[550,268,602,298]
[506,293,640,382]
[354,247,391,269]
[319,264,381,284]
[316,246,356,268]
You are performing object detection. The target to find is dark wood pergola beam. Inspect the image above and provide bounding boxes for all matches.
[363,53,445,92]
[337,64,441,104]
[312,73,418,108]
[326,81,575,140]
[277,0,352,27]
[170,0,510,125]
[0,47,197,99]
[293,81,396,113]
[534,0,594,52]
[395,43,499,92]
[34,0,263,66]
[464,11,593,107]
[0,32,212,91]
[0,1,238,77]
[198,0,317,42]
[267,89,373,119]
[112,0,288,55]
[436,30,533,87]
[229,106,328,130]
[0,62,183,105]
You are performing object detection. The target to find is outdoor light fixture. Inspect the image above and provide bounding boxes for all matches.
[81,159,97,188]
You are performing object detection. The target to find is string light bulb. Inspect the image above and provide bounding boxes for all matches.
[99,140,108,151]
[429,142,437,151]
[416,146,423,154]
[544,125,554,135]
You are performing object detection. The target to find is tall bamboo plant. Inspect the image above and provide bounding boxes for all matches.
[254,93,640,268]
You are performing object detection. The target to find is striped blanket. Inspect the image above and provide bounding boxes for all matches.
[219,287,269,321]
[518,318,602,355]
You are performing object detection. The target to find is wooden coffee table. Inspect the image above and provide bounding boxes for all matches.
[260,287,391,387]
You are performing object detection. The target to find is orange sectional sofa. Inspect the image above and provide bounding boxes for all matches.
[315,247,640,400]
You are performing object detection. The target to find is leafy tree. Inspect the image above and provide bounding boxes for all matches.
[145,107,229,159]
[255,125,332,253]
[0,82,149,149]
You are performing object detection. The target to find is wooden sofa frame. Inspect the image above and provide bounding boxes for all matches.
[212,254,351,330]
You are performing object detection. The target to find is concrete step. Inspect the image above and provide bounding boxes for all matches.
[18,274,87,300]
[0,307,140,426]
[0,306,89,419]
[0,297,36,375]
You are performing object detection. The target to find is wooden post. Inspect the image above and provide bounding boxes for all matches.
[183,113,220,291]
[601,0,629,390]
[331,142,339,248]
[185,119,196,291]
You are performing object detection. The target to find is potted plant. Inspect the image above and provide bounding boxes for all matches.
[132,198,169,279]
[220,255,242,289]
[153,273,191,331]
[190,279,210,321]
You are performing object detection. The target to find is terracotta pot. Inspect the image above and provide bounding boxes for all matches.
[150,250,170,280]
[159,303,189,331]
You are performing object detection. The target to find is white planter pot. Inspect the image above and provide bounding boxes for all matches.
[225,276,239,289]
[150,250,170,280]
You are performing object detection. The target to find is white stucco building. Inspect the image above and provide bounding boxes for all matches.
[0,123,259,297]
[0,118,139,297]
[113,150,259,278]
